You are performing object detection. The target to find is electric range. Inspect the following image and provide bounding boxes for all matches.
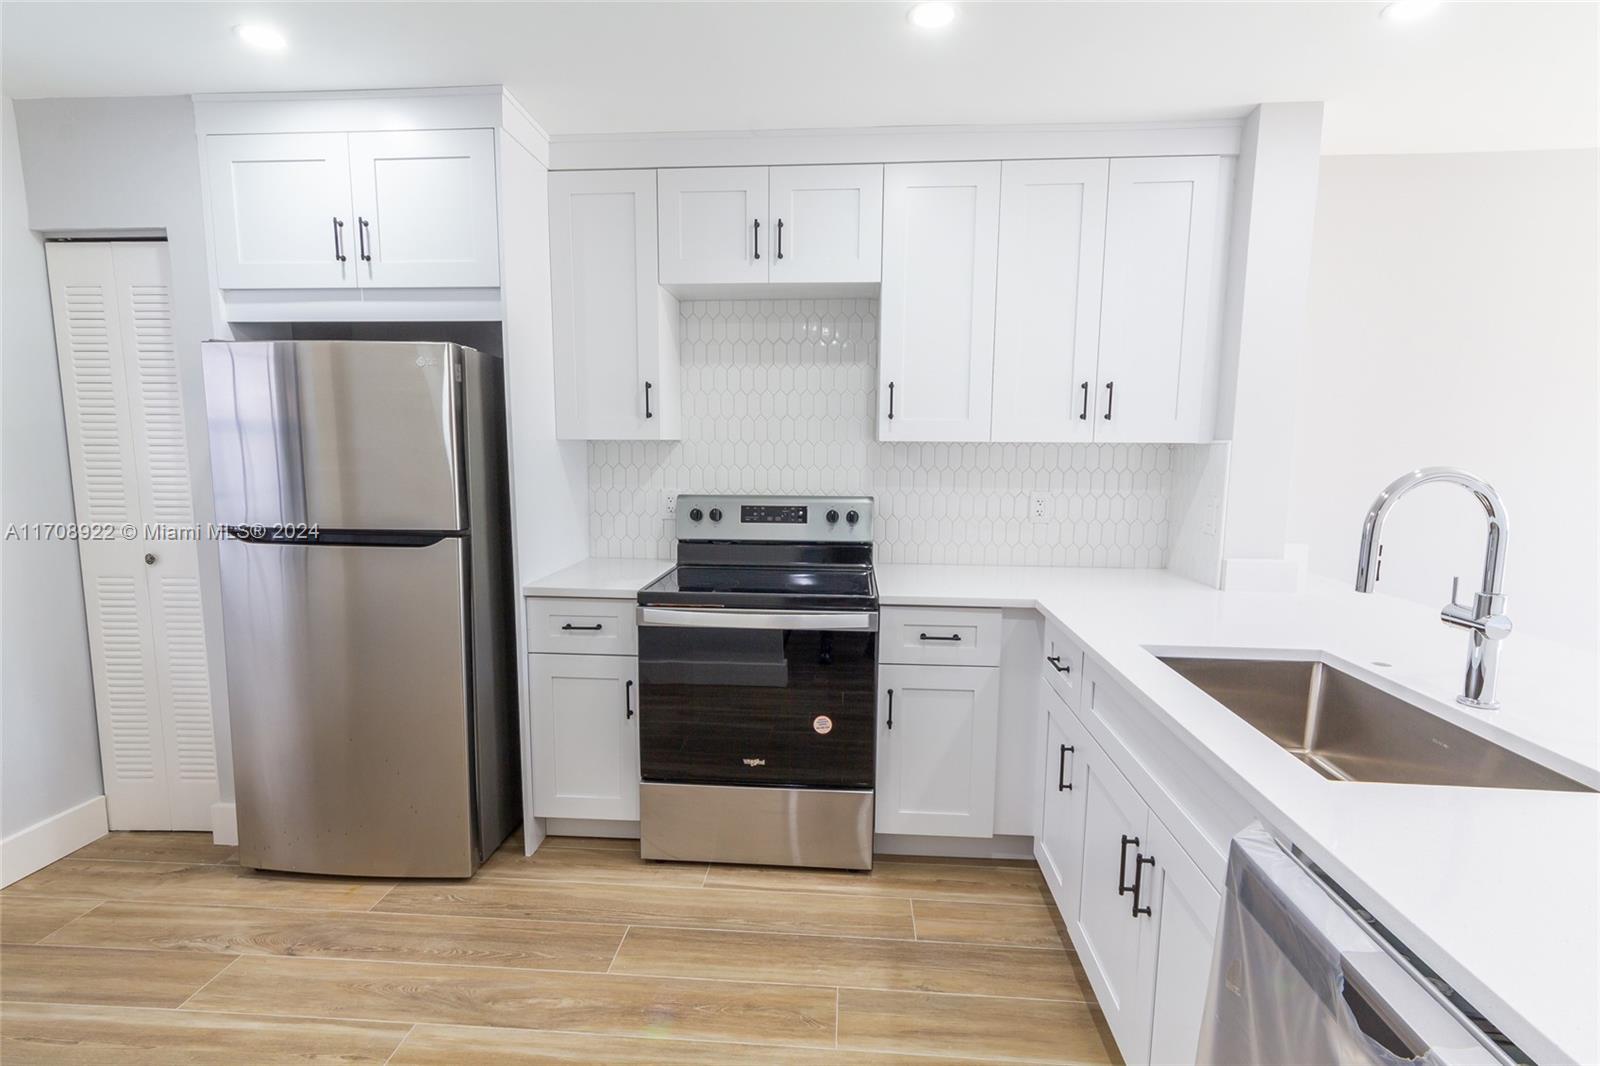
[636,494,878,871]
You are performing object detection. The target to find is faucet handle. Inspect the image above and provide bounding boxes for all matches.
[1448,576,1465,610]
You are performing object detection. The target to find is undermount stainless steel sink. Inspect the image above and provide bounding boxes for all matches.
[1158,656,1594,793]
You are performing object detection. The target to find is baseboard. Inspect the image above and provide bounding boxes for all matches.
[210,802,238,846]
[873,833,1036,860]
[542,818,640,840]
[0,795,108,887]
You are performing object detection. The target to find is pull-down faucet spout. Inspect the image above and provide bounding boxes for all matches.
[1354,467,1511,709]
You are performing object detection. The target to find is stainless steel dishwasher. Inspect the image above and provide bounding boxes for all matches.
[1199,826,1518,1066]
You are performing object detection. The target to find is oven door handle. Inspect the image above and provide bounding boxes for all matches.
[638,607,878,632]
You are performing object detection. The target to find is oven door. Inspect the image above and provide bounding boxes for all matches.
[637,608,877,790]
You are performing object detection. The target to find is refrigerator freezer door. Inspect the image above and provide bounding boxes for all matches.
[219,534,475,877]
[204,341,465,531]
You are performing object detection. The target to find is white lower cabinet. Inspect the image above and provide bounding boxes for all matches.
[1142,816,1221,1066]
[527,652,640,821]
[1073,733,1156,1063]
[1053,684,1223,1066]
[875,663,999,837]
[1035,688,1088,922]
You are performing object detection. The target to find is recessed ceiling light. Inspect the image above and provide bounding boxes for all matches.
[908,2,956,30]
[233,23,287,51]
[1380,0,1442,22]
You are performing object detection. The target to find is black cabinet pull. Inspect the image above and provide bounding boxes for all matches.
[332,217,346,262]
[561,623,603,631]
[1118,835,1140,895]
[775,218,784,260]
[625,679,635,720]
[753,218,761,260]
[1131,853,1155,917]
[1046,655,1071,674]
[918,632,962,642]
[1058,744,1074,791]
[358,217,372,262]
[1079,381,1089,421]
[887,381,895,420]
[1103,381,1115,421]
[886,688,894,730]
[644,381,654,419]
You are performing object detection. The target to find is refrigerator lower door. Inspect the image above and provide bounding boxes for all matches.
[219,534,475,877]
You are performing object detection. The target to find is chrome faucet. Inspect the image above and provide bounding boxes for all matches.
[1354,467,1511,709]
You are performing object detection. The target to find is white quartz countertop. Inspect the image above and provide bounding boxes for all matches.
[522,557,671,599]
[524,557,1599,1063]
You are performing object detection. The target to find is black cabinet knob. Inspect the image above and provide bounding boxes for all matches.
[845,510,860,525]
[688,508,703,522]
[709,508,723,522]
[826,509,840,523]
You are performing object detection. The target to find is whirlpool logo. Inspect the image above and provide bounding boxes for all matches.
[742,757,767,767]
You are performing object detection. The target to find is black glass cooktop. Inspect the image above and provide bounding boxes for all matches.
[638,564,877,611]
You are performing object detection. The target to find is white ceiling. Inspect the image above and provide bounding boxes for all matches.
[2,1,1594,155]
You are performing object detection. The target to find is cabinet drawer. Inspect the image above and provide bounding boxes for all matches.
[526,597,638,655]
[879,606,1002,667]
[1042,618,1085,708]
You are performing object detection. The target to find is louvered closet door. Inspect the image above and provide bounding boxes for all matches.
[46,242,219,830]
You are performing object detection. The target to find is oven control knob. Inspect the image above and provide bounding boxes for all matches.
[688,508,703,522]
[708,508,723,523]
[846,509,860,525]
[826,509,840,524]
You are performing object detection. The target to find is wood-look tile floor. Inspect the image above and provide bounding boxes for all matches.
[1,832,1121,1064]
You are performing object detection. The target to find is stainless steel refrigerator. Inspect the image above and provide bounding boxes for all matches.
[202,340,518,878]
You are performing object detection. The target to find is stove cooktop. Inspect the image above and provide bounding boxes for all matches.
[637,564,877,612]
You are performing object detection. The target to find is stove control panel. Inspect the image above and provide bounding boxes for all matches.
[677,495,873,542]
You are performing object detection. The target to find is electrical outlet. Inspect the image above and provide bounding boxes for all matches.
[1202,494,1219,536]
[1029,492,1053,521]
[662,492,678,519]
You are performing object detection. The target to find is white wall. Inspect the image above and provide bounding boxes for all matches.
[1289,149,1599,648]
[11,95,236,801]
[0,98,104,838]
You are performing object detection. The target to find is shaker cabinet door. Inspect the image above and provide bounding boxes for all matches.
[1094,155,1222,443]
[550,169,679,440]
[878,162,1000,442]
[875,664,999,838]
[658,167,769,286]
[347,129,501,288]
[767,164,883,284]
[206,132,356,290]
[992,159,1109,442]
[528,653,640,821]
[1035,693,1089,922]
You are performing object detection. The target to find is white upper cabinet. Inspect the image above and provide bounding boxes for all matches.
[206,129,500,291]
[657,167,769,286]
[767,164,883,284]
[348,130,500,288]
[878,161,1001,442]
[657,164,883,289]
[991,159,1109,443]
[1094,155,1222,442]
[550,169,680,440]
[207,133,356,290]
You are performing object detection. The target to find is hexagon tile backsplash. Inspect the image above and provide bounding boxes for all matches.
[588,299,1175,566]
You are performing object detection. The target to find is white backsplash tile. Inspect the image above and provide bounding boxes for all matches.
[588,299,1173,566]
